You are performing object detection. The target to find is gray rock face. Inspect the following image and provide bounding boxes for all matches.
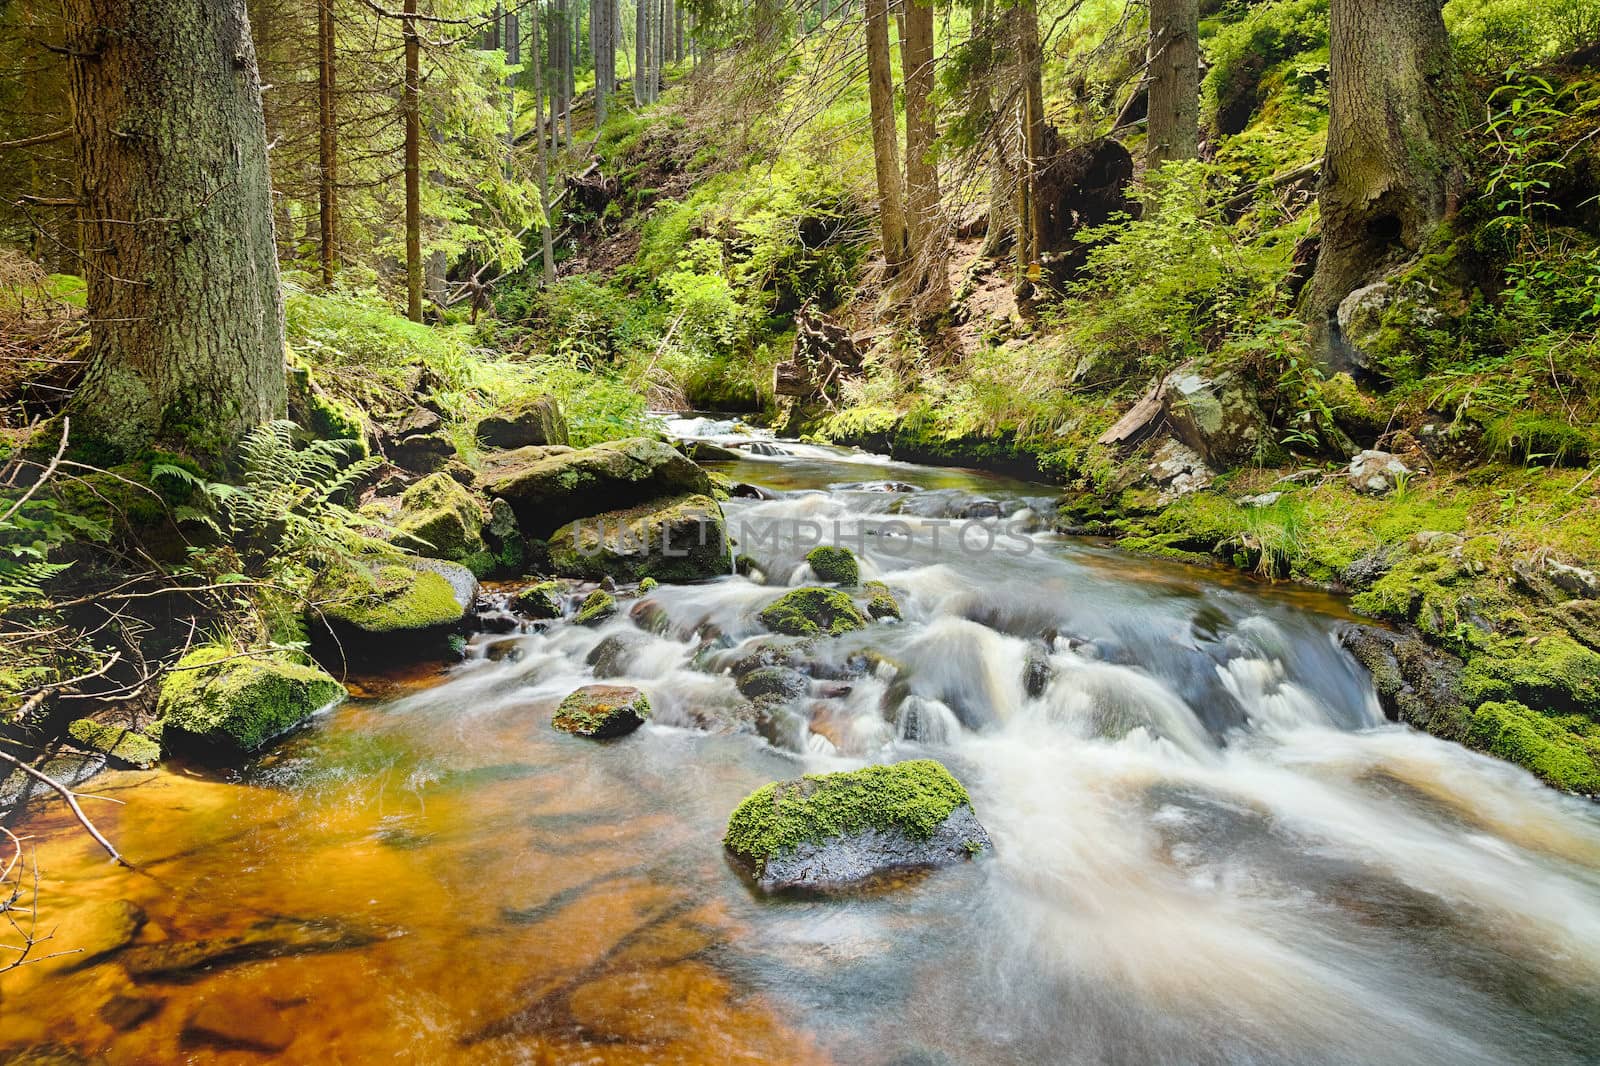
[1335,281,1393,371]
[755,806,992,893]
[1162,368,1267,468]
[546,493,732,583]
[1149,439,1214,501]
[737,665,811,702]
[1348,450,1411,494]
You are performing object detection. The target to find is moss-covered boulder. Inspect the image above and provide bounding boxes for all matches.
[547,493,732,583]
[723,760,992,892]
[313,556,478,662]
[552,684,651,738]
[476,394,569,450]
[863,580,902,621]
[512,580,564,620]
[157,646,345,756]
[395,473,486,564]
[482,437,712,538]
[573,588,617,626]
[758,587,866,637]
[806,545,859,584]
[66,718,161,769]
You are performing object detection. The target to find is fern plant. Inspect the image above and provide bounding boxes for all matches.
[157,421,394,578]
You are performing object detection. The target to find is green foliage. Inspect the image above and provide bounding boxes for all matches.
[1446,0,1600,71]
[1202,0,1328,135]
[723,760,974,869]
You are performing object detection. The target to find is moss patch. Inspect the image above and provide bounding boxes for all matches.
[396,473,485,563]
[1465,701,1600,795]
[157,645,345,755]
[863,580,902,621]
[513,580,564,619]
[552,684,650,738]
[758,586,867,636]
[724,760,974,871]
[318,559,469,634]
[573,589,617,626]
[66,718,161,769]
[806,545,859,584]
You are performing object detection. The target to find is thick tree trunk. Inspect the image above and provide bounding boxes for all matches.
[533,6,556,284]
[1014,0,1045,294]
[634,0,646,104]
[864,0,908,273]
[64,0,287,458]
[1303,0,1462,366]
[403,0,422,321]
[900,0,947,306]
[318,0,338,286]
[1146,0,1199,171]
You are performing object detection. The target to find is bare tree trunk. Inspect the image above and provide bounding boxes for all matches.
[403,0,422,321]
[317,0,339,286]
[564,0,575,140]
[865,0,907,273]
[533,3,556,284]
[505,2,519,162]
[1014,0,1044,295]
[900,0,946,305]
[1303,0,1462,366]
[1146,0,1199,171]
[634,0,646,103]
[63,0,287,457]
[674,0,682,62]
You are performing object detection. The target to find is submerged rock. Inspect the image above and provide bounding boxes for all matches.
[482,436,712,538]
[723,760,992,892]
[547,493,732,583]
[806,545,859,585]
[552,684,651,738]
[157,646,345,756]
[758,587,867,637]
[121,916,377,983]
[183,993,295,1053]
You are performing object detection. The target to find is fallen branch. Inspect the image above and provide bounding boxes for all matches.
[0,747,130,867]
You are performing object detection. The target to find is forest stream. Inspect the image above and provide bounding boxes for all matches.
[6,421,1600,1065]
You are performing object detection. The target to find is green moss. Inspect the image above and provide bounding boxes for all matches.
[1462,635,1600,717]
[320,560,466,633]
[806,545,859,584]
[66,718,161,768]
[552,685,650,737]
[546,493,731,583]
[1484,412,1594,467]
[724,760,974,871]
[396,473,485,562]
[573,589,617,626]
[863,580,901,621]
[758,586,867,636]
[157,645,345,755]
[1465,701,1600,794]
[638,577,658,592]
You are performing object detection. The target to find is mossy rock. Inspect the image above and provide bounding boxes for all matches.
[552,684,650,738]
[863,580,901,621]
[66,718,161,769]
[157,646,345,757]
[313,556,478,663]
[547,493,732,583]
[573,589,617,626]
[1464,701,1600,795]
[482,436,712,538]
[806,545,859,584]
[475,394,569,450]
[1461,635,1600,718]
[758,587,866,637]
[724,760,992,892]
[512,580,564,620]
[395,473,486,564]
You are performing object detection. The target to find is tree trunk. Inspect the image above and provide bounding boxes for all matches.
[318,0,338,286]
[1146,0,1199,171]
[900,0,947,306]
[1303,0,1462,366]
[1014,0,1045,294]
[505,2,519,161]
[634,0,646,104]
[63,0,287,458]
[533,4,556,284]
[403,0,422,321]
[864,0,908,273]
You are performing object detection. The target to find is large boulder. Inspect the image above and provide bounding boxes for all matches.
[482,437,712,538]
[553,684,651,738]
[395,472,486,565]
[1161,368,1268,468]
[723,760,992,892]
[475,395,569,450]
[312,556,478,662]
[758,587,867,637]
[547,493,732,583]
[157,646,345,756]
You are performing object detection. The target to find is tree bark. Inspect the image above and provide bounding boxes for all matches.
[1014,0,1045,294]
[634,0,646,104]
[533,2,556,284]
[1146,0,1199,171]
[900,0,947,306]
[318,0,338,286]
[864,0,907,273]
[63,0,287,458]
[1303,0,1463,366]
[403,0,422,321]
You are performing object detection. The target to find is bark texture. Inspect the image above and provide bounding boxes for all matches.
[318,0,338,285]
[864,0,907,272]
[1304,0,1463,366]
[403,0,422,321]
[900,0,948,306]
[64,0,287,457]
[1146,0,1199,170]
[1014,0,1045,292]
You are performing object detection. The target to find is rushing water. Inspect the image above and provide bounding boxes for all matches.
[6,423,1600,1064]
